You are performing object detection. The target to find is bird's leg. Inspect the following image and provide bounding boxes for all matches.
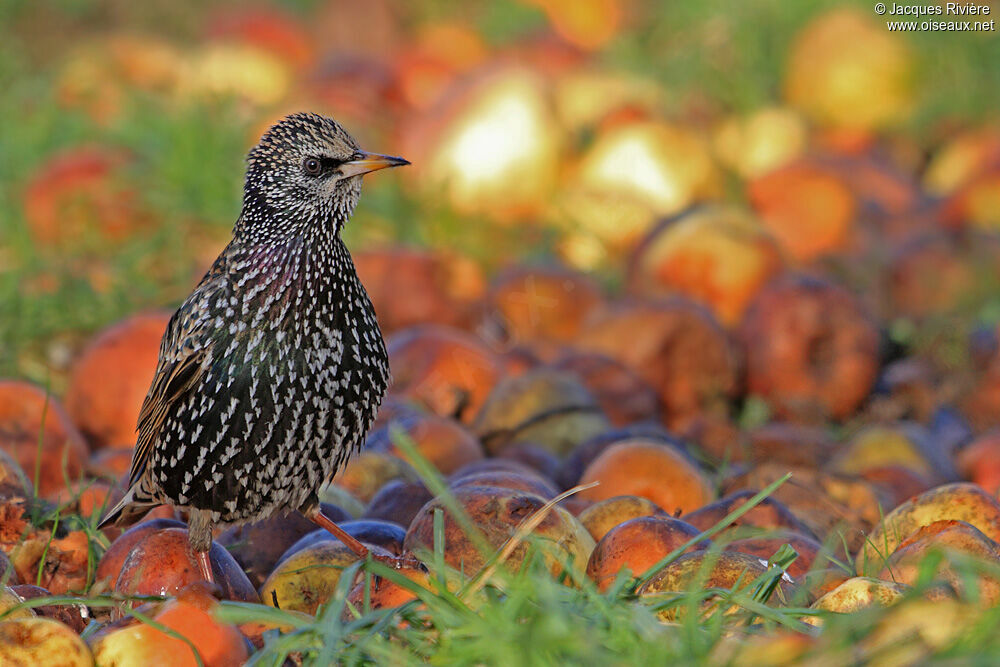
[188,508,216,585]
[305,507,424,572]
[305,507,370,559]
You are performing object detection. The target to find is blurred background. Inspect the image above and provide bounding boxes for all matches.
[2,0,999,402]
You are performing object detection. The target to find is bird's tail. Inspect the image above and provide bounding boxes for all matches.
[97,482,157,530]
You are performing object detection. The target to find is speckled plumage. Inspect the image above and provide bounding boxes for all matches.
[100,113,406,552]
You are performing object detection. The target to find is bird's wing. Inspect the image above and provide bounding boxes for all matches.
[128,270,229,489]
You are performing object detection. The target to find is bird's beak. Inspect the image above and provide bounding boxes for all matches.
[340,152,410,178]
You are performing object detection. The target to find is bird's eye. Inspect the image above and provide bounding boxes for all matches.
[303,158,322,176]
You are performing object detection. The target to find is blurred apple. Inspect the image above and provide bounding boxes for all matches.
[0,448,32,502]
[578,495,669,542]
[473,368,610,457]
[332,451,414,504]
[354,248,485,334]
[784,8,913,132]
[178,42,290,107]
[556,121,720,259]
[858,482,1000,575]
[740,275,879,422]
[923,127,1000,197]
[578,439,714,515]
[682,491,815,539]
[554,69,665,134]
[392,21,487,110]
[0,380,87,498]
[637,550,797,621]
[387,325,504,423]
[405,486,594,578]
[404,67,561,220]
[628,206,784,326]
[91,583,248,666]
[23,146,147,248]
[65,311,171,450]
[0,617,92,666]
[835,422,955,482]
[206,6,315,71]
[482,265,605,349]
[957,430,1000,496]
[577,299,738,430]
[523,0,622,50]
[805,576,907,626]
[713,107,808,179]
[366,413,483,475]
[748,161,856,263]
[876,519,1000,605]
[114,527,258,603]
[587,516,705,592]
[552,352,660,426]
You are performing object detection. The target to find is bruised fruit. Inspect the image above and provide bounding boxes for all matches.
[577,299,738,430]
[0,381,87,498]
[65,311,172,450]
[578,495,670,542]
[747,161,856,263]
[405,486,594,578]
[346,565,432,613]
[0,586,33,620]
[365,414,483,475]
[332,451,414,504]
[494,442,562,482]
[0,449,31,502]
[578,439,713,516]
[216,503,351,588]
[482,265,604,346]
[834,422,955,483]
[805,576,908,626]
[552,352,660,426]
[728,531,831,579]
[586,516,705,592]
[628,206,784,326]
[783,8,913,132]
[354,248,484,334]
[364,480,434,528]
[0,617,92,666]
[387,325,504,423]
[740,276,879,422]
[22,145,147,247]
[957,430,1000,496]
[262,541,391,615]
[681,491,815,539]
[858,482,1000,575]
[876,520,1000,605]
[279,520,407,564]
[95,518,187,587]
[637,550,797,621]
[473,369,610,457]
[91,582,248,666]
[450,470,558,499]
[9,585,87,633]
[115,527,258,603]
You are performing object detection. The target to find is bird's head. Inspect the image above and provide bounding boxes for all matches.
[241,112,408,238]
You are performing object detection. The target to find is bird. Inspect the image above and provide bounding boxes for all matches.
[99,112,410,583]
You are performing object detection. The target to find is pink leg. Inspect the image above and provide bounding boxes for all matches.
[305,507,370,559]
[196,549,215,584]
[305,507,423,571]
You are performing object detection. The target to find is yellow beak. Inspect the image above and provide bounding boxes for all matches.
[340,151,410,178]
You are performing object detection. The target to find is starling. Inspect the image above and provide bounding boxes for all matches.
[99,112,409,582]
